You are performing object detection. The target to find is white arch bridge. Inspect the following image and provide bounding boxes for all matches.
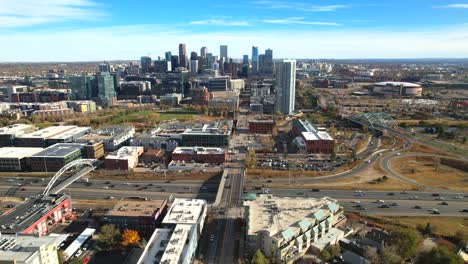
[43,159,98,196]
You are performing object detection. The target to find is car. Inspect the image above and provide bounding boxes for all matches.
[376,200,385,203]
[356,207,367,210]
[102,186,109,189]
[413,205,422,209]
[432,193,440,197]
[20,187,26,191]
[390,203,399,206]
[461,209,468,213]
[266,180,272,183]
[311,189,320,192]
[296,192,304,196]
[436,196,445,200]
[454,196,463,199]
[387,192,395,196]
[409,196,419,200]
[201,187,207,190]
[396,153,401,156]
[379,205,390,208]
[107,196,115,199]
[401,191,408,194]
[430,209,440,214]
[352,200,361,204]
[440,202,448,205]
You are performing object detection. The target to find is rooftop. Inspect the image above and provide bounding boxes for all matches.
[106,199,165,217]
[181,121,232,136]
[0,233,65,262]
[106,146,143,160]
[0,124,34,135]
[48,126,90,140]
[172,146,225,155]
[244,195,340,238]
[294,119,334,141]
[0,147,43,159]
[31,143,82,158]
[374,81,421,88]
[162,198,206,225]
[19,125,77,139]
[159,225,193,264]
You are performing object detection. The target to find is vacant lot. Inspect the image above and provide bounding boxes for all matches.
[382,216,468,238]
[88,170,220,182]
[391,156,468,191]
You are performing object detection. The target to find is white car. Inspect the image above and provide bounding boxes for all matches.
[377,200,385,203]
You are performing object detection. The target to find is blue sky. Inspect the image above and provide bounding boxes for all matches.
[1,0,468,61]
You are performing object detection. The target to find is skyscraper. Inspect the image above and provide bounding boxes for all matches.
[190,60,198,76]
[98,62,111,73]
[69,74,96,100]
[243,55,249,65]
[140,56,152,74]
[220,45,228,60]
[264,49,274,74]
[190,51,198,61]
[200,47,208,58]
[275,60,296,115]
[96,72,116,107]
[165,51,172,62]
[252,46,259,74]
[179,43,188,69]
[171,55,179,71]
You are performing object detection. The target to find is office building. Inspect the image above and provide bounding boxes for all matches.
[99,62,111,73]
[243,55,249,65]
[0,194,72,236]
[220,45,228,60]
[191,86,209,105]
[275,60,296,115]
[190,59,199,76]
[104,146,143,170]
[292,119,335,154]
[97,72,117,107]
[78,125,135,151]
[165,51,172,62]
[252,46,259,74]
[200,47,207,58]
[15,125,86,148]
[179,43,188,69]
[67,100,97,113]
[102,199,168,236]
[208,76,230,91]
[0,124,35,147]
[0,147,43,171]
[154,60,171,73]
[69,74,97,100]
[171,55,179,70]
[0,233,65,264]
[172,146,226,164]
[160,93,182,107]
[136,198,207,264]
[248,119,276,134]
[141,56,152,74]
[244,195,346,263]
[181,121,232,147]
[264,49,274,74]
[30,143,83,171]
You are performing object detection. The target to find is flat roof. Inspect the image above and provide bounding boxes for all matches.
[244,195,339,238]
[31,143,82,158]
[105,146,142,160]
[63,228,96,260]
[159,225,193,264]
[139,228,172,264]
[0,234,63,262]
[172,146,225,155]
[374,81,421,88]
[48,127,90,140]
[19,126,77,139]
[0,147,44,159]
[106,199,165,217]
[162,198,206,225]
[0,124,34,135]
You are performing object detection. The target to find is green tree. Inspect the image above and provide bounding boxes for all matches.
[463,136,467,144]
[423,223,434,236]
[252,249,267,264]
[390,228,419,258]
[319,249,332,261]
[97,224,121,250]
[416,247,464,264]
[328,244,341,258]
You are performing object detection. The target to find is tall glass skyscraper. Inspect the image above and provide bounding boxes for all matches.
[165,51,172,62]
[252,46,259,74]
[97,72,116,107]
[275,60,296,115]
[220,45,228,59]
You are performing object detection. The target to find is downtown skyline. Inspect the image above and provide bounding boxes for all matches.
[1,0,468,61]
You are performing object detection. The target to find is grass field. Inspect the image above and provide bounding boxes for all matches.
[382,216,468,238]
[391,156,468,191]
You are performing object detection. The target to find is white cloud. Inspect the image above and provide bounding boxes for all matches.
[262,17,340,26]
[439,4,468,8]
[253,1,349,11]
[0,0,105,28]
[190,19,249,26]
[1,24,468,61]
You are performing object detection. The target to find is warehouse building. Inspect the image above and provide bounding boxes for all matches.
[0,124,35,147]
[0,147,43,171]
[15,125,87,148]
[248,119,276,134]
[292,119,335,154]
[30,143,83,171]
[105,146,143,170]
[244,195,346,263]
[172,146,226,164]
[78,125,135,151]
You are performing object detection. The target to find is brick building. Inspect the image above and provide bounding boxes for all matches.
[292,119,335,154]
[248,119,276,134]
[105,146,144,170]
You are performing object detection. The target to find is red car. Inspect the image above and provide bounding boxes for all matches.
[20,187,26,191]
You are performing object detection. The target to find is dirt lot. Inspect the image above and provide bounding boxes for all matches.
[88,170,221,182]
[391,156,468,191]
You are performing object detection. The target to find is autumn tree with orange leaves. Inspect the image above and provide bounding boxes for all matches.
[121,229,141,247]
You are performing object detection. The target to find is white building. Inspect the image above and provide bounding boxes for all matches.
[275,60,297,115]
[0,233,67,264]
[137,198,207,264]
[0,147,43,171]
[244,195,346,263]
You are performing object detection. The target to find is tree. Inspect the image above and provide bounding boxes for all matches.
[390,228,419,258]
[416,247,464,264]
[423,222,434,236]
[463,136,467,144]
[97,224,121,250]
[381,246,402,264]
[121,229,141,247]
[328,244,341,258]
[252,249,267,264]
[57,249,66,264]
[69,259,84,264]
[245,148,257,169]
[319,249,332,261]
